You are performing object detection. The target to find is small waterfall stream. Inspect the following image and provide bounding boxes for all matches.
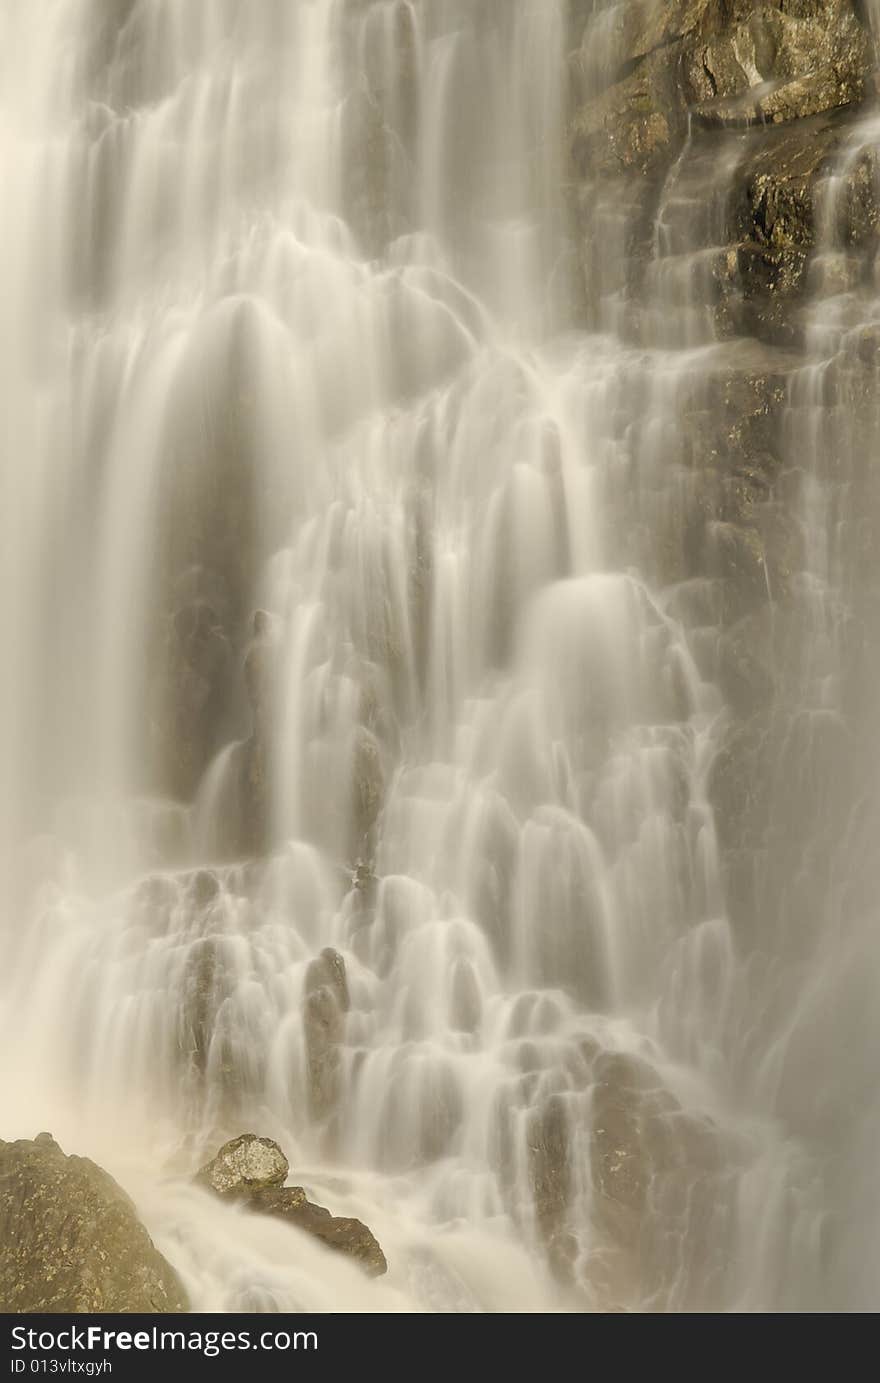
[1,0,879,1312]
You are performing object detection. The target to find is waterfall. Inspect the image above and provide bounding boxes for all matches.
[1,0,878,1313]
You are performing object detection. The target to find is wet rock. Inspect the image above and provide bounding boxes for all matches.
[242,610,276,732]
[512,1046,727,1303]
[132,872,179,932]
[196,1138,387,1276]
[238,732,270,858]
[196,1133,289,1196]
[197,733,270,861]
[642,349,798,605]
[696,2,870,99]
[183,936,219,1075]
[341,86,394,257]
[837,145,880,244]
[723,115,863,342]
[304,948,350,1122]
[571,0,872,164]
[716,612,779,714]
[528,1094,576,1278]
[568,0,877,342]
[352,859,378,908]
[620,0,711,66]
[743,121,837,242]
[697,65,867,127]
[707,520,771,617]
[307,946,350,1012]
[570,0,710,91]
[156,599,232,799]
[0,1134,188,1313]
[191,868,220,908]
[587,1052,724,1304]
[709,713,775,854]
[570,50,681,180]
[244,1187,387,1277]
[352,728,384,860]
[590,1053,674,1214]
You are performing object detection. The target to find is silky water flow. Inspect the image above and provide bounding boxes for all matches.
[0,0,878,1312]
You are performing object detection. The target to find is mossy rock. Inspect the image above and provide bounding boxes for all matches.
[0,1135,188,1313]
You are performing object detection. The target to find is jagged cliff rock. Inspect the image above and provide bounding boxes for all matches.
[569,0,879,338]
[0,1134,189,1313]
[571,0,873,145]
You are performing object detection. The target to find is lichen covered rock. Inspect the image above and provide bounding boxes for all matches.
[0,1134,189,1313]
[196,1133,289,1196]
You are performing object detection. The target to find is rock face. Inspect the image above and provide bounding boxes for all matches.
[155,599,232,799]
[566,0,880,1240]
[569,0,878,340]
[0,1134,189,1313]
[196,1135,387,1277]
[303,948,351,1122]
[571,0,872,128]
[567,0,880,974]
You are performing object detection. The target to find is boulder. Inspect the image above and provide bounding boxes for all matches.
[196,1137,387,1276]
[0,1134,188,1313]
[196,1133,288,1196]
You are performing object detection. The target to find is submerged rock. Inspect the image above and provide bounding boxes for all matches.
[0,1134,189,1313]
[527,1094,576,1278]
[242,609,277,732]
[242,1186,387,1277]
[196,1135,387,1276]
[155,599,232,799]
[304,947,350,1123]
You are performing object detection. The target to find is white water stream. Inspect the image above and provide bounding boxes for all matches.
[0,0,877,1313]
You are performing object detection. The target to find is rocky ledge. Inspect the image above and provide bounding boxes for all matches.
[197,1134,388,1277]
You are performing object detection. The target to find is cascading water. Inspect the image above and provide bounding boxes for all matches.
[1,0,878,1313]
